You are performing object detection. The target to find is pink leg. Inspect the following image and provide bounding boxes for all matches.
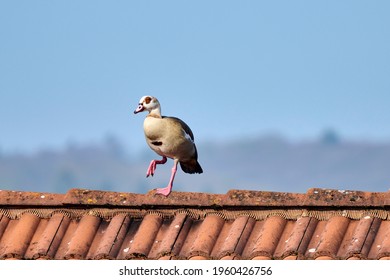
[146,156,167,177]
[155,160,178,196]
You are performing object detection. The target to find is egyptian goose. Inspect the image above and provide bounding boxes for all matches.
[134,96,203,196]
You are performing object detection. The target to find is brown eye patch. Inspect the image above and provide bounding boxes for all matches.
[144,96,152,104]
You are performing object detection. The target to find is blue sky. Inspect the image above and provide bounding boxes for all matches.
[1,1,390,154]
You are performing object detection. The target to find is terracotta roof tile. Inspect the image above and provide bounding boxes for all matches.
[30,213,70,259]
[93,214,131,260]
[314,216,350,259]
[64,215,101,259]
[126,214,163,259]
[0,213,40,259]
[276,217,315,259]
[371,220,390,259]
[216,216,255,259]
[151,213,186,259]
[0,188,390,260]
[250,216,287,259]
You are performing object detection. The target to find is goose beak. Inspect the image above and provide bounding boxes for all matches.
[134,104,144,114]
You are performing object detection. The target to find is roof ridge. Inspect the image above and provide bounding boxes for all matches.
[0,188,389,207]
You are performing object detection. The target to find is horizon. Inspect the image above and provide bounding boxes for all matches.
[2,128,390,158]
[1,128,390,194]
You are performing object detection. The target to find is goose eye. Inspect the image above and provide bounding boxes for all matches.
[144,97,152,104]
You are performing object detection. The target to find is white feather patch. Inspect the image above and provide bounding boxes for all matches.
[184,130,194,143]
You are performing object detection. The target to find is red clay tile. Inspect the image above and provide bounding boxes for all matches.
[149,213,188,259]
[315,256,333,260]
[63,215,101,259]
[84,220,108,259]
[274,217,317,259]
[252,256,272,260]
[248,216,287,259]
[360,218,382,258]
[92,214,131,259]
[311,216,350,259]
[24,219,49,259]
[371,220,390,259]
[148,218,172,258]
[283,255,298,260]
[0,190,64,206]
[177,219,200,257]
[28,214,70,259]
[0,213,40,259]
[63,188,224,208]
[338,216,380,259]
[0,214,10,240]
[59,188,390,208]
[242,220,264,258]
[273,220,296,258]
[188,215,225,259]
[170,214,194,258]
[124,214,163,259]
[85,220,109,259]
[116,219,140,259]
[305,220,326,259]
[189,255,208,260]
[296,218,319,259]
[216,216,255,259]
[224,190,306,207]
[348,256,361,260]
[305,188,387,207]
[54,219,79,259]
[221,255,240,260]
[209,219,233,258]
[234,217,256,257]
[159,255,174,260]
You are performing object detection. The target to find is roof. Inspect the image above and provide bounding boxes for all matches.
[0,188,389,260]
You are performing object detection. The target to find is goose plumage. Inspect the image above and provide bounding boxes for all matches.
[134,96,202,196]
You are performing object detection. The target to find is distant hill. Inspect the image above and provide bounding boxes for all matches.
[1,134,389,194]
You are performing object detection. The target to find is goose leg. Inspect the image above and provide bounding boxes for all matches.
[146,156,167,177]
[155,159,178,196]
